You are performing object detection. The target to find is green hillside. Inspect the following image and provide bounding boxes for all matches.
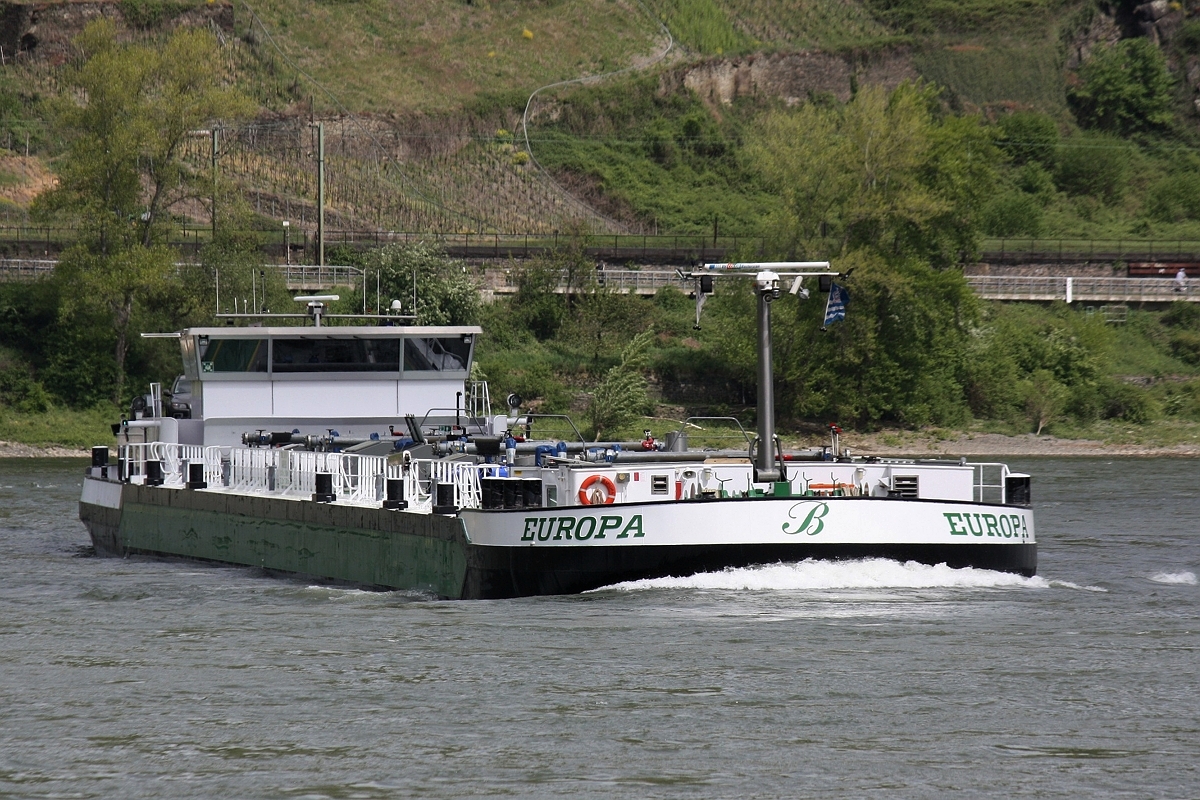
[5,0,1200,444]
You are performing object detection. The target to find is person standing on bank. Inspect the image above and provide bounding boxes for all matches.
[1176,267,1188,293]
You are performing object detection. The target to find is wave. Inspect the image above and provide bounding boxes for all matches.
[601,558,1058,593]
[1148,571,1198,585]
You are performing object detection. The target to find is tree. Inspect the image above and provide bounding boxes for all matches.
[589,329,654,440]
[1069,39,1174,135]
[33,20,251,403]
[366,242,480,325]
[746,83,997,268]
[1023,370,1067,435]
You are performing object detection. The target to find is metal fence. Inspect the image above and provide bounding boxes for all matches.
[965,276,1192,302]
[0,258,56,281]
[980,238,1200,263]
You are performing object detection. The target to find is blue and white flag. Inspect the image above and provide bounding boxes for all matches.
[823,282,849,328]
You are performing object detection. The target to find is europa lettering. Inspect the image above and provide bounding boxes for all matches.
[521,514,644,543]
[944,512,1028,539]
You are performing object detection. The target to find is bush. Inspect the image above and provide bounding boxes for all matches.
[1145,172,1200,223]
[1170,329,1200,365]
[1056,134,1128,202]
[1096,378,1155,423]
[1068,39,1174,134]
[1175,19,1200,55]
[981,191,1044,236]
[1015,163,1055,203]
[1162,300,1200,330]
[0,363,52,413]
[996,111,1059,169]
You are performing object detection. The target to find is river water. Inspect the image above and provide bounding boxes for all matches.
[1,457,1197,799]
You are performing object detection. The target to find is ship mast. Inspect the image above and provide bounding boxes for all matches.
[692,262,838,483]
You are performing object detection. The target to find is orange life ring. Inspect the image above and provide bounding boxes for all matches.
[578,475,617,505]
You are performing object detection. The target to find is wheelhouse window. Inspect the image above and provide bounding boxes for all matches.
[200,339,267,373]
[403,337,471,372]
[272,338,401,373]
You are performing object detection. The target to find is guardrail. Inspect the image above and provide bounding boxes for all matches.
[117,443,487,511]
[980,238,1200,263]
[0,258,56,281]
[965,276,1193,302]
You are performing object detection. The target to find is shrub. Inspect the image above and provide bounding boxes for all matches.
[1170,329,1200,365]
[1096,378,1155,422]
[1068,39,1174,134]
[1015,163,1055,203]
[1175,19,1200,55]
[1162,300,1200,330]
[1055,133,1128,202]
[996,111,1059,169]
[1145,172,1200,223]
[981,191,1044,236]
[0,363,52,413]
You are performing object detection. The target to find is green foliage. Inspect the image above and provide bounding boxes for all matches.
[1170,330,1200,366]
[1174,19,1200,55]
[747,82,998,266]
[645,0,753,55]
[863,0,1069,34]
[1145,170,1200,223]
[1162,300,1200,330]
[1054,133,1128,203]
[533,76,772,235]
[1069,39,1174,135]
[913,44,1066,110]
[119,0,198,29]
[365,242,480,326]
[981,190,1044,236]
[996,111,1059,169]
[511,260,570,341]
[959,302,1120,430]
[589,328,655,439]
[698,249,981,428]
[1022,369,1066,434]
[28,20,251,402]
[0,352,52,414]
[0,404,120,448]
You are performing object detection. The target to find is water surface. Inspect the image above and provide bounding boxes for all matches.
[1,457,1196,798]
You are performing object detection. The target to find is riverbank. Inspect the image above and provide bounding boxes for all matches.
[4,432,1198,459]
[0,441,92,458]
[838,430,1200,457]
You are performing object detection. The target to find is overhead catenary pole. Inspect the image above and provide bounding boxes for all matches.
[211,128,219,239]
[317,121,325,268]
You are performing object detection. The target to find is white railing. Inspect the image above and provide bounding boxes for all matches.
[387,459,483,512]
[967,276,1192,303]
[121,445,487,512]
[280,450,389,505]
[230,447,280,492]
[124,443,224,487]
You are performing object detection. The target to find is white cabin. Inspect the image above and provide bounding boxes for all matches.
[126,326,481,446]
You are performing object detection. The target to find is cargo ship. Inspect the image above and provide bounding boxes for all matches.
[79,264,1036,598]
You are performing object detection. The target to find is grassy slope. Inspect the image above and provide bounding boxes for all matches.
[248,0,661,113]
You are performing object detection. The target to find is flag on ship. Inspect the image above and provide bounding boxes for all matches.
[822,282,849,328]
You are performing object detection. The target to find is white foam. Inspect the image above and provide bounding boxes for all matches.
[1149,571,1198,585]
[601,559,1054,593]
